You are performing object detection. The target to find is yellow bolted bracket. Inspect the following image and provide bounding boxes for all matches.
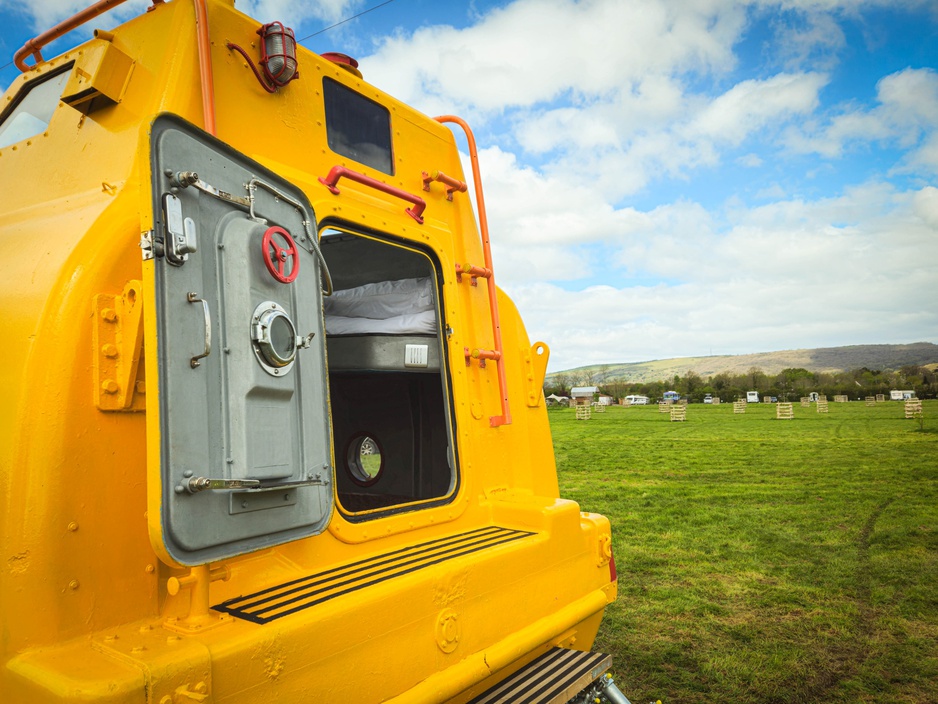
[92,279,145,411]
[165,564,231,634]
[523,341,550,408]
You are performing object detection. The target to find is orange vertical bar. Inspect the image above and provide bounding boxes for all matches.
[193,0,216,135]
[434,115,511,427]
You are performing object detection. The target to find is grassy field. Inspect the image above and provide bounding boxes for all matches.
[550,400,938,703]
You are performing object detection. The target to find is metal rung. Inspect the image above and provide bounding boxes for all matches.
[469,647,611,704]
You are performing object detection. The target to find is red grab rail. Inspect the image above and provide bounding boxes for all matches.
[319,166,426,224]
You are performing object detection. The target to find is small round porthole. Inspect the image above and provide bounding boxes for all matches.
[346,435,383,485]
[251,301,298,375]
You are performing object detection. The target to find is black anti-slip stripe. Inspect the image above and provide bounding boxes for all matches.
[230,528,529,614]
[217,530,533,624]
[214,527,535,623]
[469,649,607,704]
[250,531,531,619]
[516,652,607,704]
[216,526,508,608]
[471,649,575,703]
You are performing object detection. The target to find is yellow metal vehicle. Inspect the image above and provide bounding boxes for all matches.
[0,1,624,701]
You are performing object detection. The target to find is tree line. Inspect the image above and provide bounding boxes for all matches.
[546,365,938,403]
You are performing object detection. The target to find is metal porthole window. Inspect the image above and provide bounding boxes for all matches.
[346,434,383,486]
[251,301,298,375]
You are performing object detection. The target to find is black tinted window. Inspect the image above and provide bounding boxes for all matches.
[323,78,393,174]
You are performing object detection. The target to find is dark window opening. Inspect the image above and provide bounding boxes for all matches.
[321,229,456,517]
[323,77,393,175]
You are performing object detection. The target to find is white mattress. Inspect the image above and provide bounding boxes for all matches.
[324,277,436,335]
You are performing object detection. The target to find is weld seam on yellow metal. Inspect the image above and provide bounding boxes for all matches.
[386,589,609,704]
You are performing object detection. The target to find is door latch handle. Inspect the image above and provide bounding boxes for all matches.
[187,292,211,368]
[186,477,262,493]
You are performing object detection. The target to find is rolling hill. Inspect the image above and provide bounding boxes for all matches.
[549,342,938,384]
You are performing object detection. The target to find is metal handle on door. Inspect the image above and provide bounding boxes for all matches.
[187,292,212,368]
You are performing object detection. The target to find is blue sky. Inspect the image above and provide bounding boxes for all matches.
[1,0,936,371]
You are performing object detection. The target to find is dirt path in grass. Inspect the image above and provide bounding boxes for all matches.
[791,497,895,703]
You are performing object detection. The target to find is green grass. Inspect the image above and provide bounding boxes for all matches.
[551,400,938,703]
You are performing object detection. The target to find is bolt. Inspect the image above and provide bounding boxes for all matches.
[68,579,80,590]
[67,521,79,532]
[101,308,117,322]
[102,344,119,358]
[101,379,119,394]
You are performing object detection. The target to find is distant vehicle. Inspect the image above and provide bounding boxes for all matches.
[663,391,681,402]
[625,395,649,405]
[890,390,916,400]
[703,394,713,404]
[747,391,760,403]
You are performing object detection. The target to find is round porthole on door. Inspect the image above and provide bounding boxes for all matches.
[346,434,383,486]
[251,301,298,375]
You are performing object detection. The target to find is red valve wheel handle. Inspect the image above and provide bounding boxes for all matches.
[261,226,300,284]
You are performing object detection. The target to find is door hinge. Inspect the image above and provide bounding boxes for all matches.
[140,229,155,260]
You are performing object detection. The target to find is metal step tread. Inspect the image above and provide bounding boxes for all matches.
[469,647,611,704]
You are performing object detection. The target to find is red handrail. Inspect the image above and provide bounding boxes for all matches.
[14,0,139,71]
[319,165,426,224]
[435,115,511,427]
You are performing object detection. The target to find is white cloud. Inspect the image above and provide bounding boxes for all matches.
[686,73,826,145]
[785,67,938,171]
[514,71,827,200]
[737,153,765,167]
[363,0,745,115]
[501,183,938,370]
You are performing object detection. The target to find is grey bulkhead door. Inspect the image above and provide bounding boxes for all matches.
[148,115,332,565]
